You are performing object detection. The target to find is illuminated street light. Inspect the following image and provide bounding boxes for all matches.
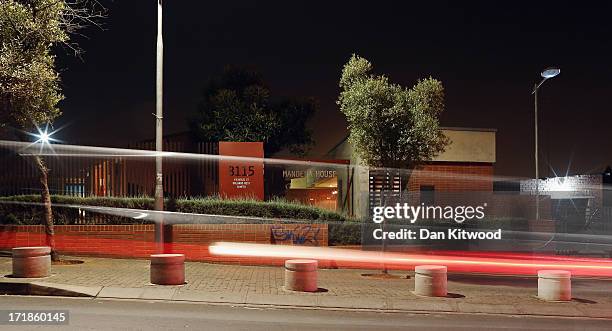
[532,66,560,220]
[541,67,561,79]
[37,131,50,144]
[30,124,58,145]
[533,67,560,93]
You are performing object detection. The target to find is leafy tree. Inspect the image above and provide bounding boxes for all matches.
[338,54,449,274]
[0,0,103,260]
[189,66,315,156]
[0,1,65,128]
[338,54,448,172]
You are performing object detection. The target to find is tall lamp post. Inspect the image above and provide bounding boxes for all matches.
[154,0,164,250]
[532,67,560,220]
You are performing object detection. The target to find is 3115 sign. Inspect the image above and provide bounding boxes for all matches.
[218,142,264,200]
[228,165,255,177]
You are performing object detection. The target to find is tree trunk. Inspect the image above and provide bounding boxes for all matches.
[34,156,59,261]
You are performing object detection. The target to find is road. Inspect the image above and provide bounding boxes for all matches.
[0,296,609,330]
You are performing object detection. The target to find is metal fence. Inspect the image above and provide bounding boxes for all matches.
[0,141,219,198]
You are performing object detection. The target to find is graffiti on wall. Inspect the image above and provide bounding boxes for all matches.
[271,225,320,245]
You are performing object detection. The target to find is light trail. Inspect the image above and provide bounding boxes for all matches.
[0,139,532,184]
[5,139,612,192]
[210,242,612,277]
[0,200,316,225]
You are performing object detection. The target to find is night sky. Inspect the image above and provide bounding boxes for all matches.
[53,1,612,178]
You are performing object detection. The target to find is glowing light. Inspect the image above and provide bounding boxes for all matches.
[541,67,561,79]
[548,177,574,191]
[209,242,612,276]
[37,131,50,143]
[23,123,63,149]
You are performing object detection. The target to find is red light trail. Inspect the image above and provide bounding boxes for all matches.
[210,242,612,277]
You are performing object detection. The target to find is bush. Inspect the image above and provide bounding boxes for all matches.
[0,195,353,226]
[176,197,348,223]
[328,221,362,246]
[0,213,18,225]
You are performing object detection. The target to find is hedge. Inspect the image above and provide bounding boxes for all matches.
[0,195,361,245]
[0,195,356,223]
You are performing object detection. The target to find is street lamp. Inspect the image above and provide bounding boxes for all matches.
[532,67,560,220]
[534,68,561,91]
[154,0,164,251]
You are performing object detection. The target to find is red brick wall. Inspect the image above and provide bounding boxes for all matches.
[408,162,494,192]
[0,224,328,266]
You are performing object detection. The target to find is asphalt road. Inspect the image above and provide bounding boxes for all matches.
[0,296,609,331]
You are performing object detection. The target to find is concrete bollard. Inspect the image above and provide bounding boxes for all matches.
[414,265,447,297]
[12,246,51,278]
[284,259,318,292]
[538,270,571,301]
[150,254,185,285]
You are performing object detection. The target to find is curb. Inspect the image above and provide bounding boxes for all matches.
[91,296,612,321]
[0,279,101,297]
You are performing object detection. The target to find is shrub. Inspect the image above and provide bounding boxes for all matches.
[176,197,347,223]
[328,221,362,246]
[0,195,352,225]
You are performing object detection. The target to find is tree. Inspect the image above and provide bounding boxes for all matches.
[0,0,104,261]
[338,54,448,172]
[189,66,316,156]
[338,54,449,274]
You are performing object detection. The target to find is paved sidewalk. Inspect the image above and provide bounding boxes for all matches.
[1,256,612,318]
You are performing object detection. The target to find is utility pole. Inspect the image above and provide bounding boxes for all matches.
[154,0,164,251]
[534,83,539,221]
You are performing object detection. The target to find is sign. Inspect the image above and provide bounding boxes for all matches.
[282,169,337,179]
[218,142,264,200]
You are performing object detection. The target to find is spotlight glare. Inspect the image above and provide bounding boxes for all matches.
[38,131,50,143]
[33,126,55,145]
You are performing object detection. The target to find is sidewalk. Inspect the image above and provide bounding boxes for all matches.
[1,256,612,319]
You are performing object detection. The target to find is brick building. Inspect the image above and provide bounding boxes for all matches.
[325,127,496,218]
